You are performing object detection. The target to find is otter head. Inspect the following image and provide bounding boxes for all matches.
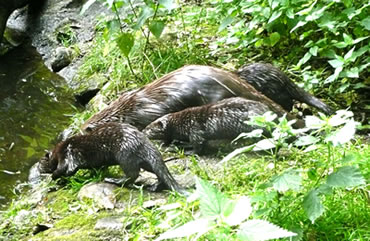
[143,115,170,140]
[28,151,58,183]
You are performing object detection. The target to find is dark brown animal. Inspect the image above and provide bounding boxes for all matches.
[143,97,270,153]
[237,63,332,114]
[82,65,300,132]
[29,123,184,193]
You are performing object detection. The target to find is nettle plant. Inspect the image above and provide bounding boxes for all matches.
[223,110,366,223]
[215,0,369,98]
[81,0,178,76]
[156,178,297,241]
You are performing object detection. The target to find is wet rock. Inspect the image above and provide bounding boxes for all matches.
[50,46,73,72]
[78,182,118,209]
[94,216,124,230]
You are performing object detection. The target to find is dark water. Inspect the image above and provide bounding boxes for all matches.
[0,44,75,208]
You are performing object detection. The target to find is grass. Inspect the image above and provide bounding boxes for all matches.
[0,1,369,240]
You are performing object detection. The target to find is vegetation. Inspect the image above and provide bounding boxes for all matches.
[0,0,369,240]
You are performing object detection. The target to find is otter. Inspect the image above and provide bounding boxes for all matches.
[29,123,184,193]
[143,97,271,153]
[237,63,332,114]
[82,65,301,132]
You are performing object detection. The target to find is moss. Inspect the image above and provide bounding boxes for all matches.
[31,211,124,241]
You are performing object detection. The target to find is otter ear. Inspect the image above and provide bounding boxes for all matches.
[44,150,51,159]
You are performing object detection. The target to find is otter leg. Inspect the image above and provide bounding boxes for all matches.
[189,131,207,154]
[140,153,186,194]
[105,155,141,186]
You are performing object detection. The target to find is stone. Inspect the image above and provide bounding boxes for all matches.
[78,182,118,210]
[50,46,73,72]
[94,216,124,230]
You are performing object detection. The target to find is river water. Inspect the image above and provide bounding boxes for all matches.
[0,44,75,208]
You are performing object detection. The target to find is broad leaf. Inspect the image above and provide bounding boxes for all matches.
[149,21,165,38]
[219,144,255,165]
[116,33,134,57]
[269,32,280,46]
[326,166,365,187]
[305,115,325,129]
[196,178,231,218]
[272,169,302,192]
[159,0,178,11]
[219,15,235,33]
[325,119,357,146]
[268,11,282,24]
[237,219,296,241]
[155,218,213,241]
[135,6,154,30]
[309,46,319,56]
[361,17,370,30]
[253,139,276,151]
[294,135,320,146]
[290,20,307,33]
[224,196,252,226]
[303,190,324,223]
[297,52,312,67]
[328,59,344,68]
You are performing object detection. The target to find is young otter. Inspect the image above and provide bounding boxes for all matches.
[143,97,270,153]
[237,63,332,114]
[82,65,300,132]
[30,123,184,193]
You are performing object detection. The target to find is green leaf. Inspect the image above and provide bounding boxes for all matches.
[295,135,320,146]
[159,0,178,11]
[297,52,312,67]
[268,11,282,24]
[305,115,325,129]
[149,21,165,38]
[303,190,324,223]
[135,6,154,30]
[237,219,296,241]
[343,33,353,44]
[220,144,255,165]
[361,16,370,30]
[218,15,235,33]
[272,169,302,192]
[115,33,134,57]
[253,139,276,151]
[224,196,252,226]
[196,178,231,218]
[290,20,307,32]
[269,32,280,46]
[325,66,343,83]
[309,46,318,56]
[326,166,365,188]
[328,59,344,68]
[344,47,355,61]
[342,67,359,78]
[155,218,214,241]
[325,119,357,146]
[80,0,97,15]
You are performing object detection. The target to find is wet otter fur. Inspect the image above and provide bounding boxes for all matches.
[31,123,184,193]
[82,65,301,132]
[143,97,270,153]
[238,63,332,114]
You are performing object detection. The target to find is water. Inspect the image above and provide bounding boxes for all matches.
[0,43,75,208]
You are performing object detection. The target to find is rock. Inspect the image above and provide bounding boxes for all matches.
[94,216,124,230]
[78,182,118,210]
[50,46,73,72]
